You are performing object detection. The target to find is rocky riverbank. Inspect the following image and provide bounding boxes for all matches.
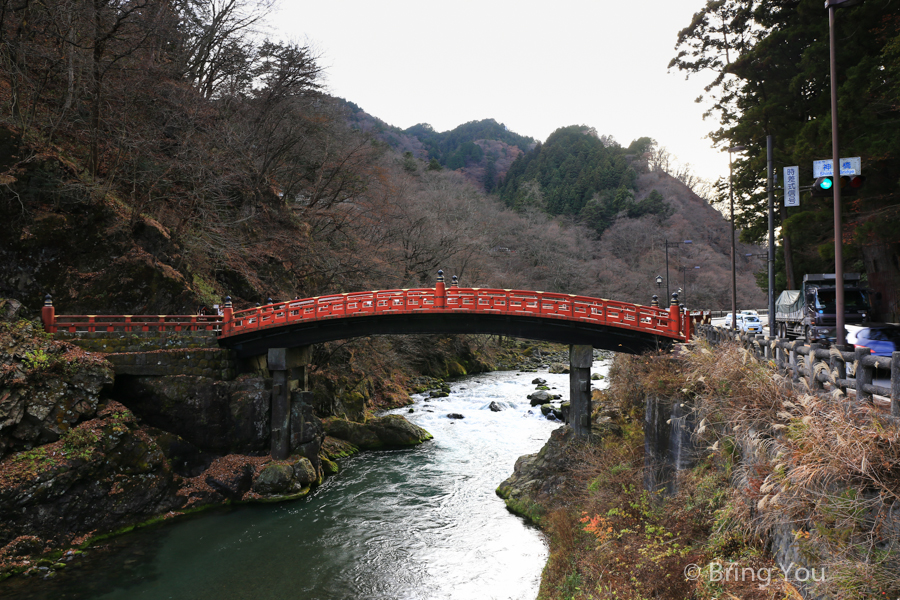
[0,301,434,582]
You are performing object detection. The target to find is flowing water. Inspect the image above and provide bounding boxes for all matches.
[2,360,609,600]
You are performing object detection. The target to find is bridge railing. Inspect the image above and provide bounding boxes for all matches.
[40,281,694,342]
[46,314,223,334]
[223,287,687,340]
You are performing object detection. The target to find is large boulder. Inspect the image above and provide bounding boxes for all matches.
[0,318,114,458]
[113,374,270,454]
[250,458,316,498]
[527,390,552,406]
[0,402,184,548]
[323,415,432,450]
[496,426,575,519]
[205,460,255,501]
[252,464,297,495]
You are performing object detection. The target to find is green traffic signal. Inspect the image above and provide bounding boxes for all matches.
[811,174,865,197]
[812,176,834,196]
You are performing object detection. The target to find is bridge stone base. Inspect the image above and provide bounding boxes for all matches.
[569,345,593,438]
[268,347,313,459]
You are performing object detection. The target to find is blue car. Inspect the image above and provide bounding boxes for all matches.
[846,324,900,357]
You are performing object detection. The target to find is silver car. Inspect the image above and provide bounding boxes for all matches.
[737,315,762,334]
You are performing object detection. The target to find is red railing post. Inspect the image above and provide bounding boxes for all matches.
[668,292,680,335]
[41,294,55,333]
[435,270,446,309]
[222,296,233,336]
[683,311,692,341]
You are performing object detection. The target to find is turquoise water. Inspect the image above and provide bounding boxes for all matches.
[2,362,608,600]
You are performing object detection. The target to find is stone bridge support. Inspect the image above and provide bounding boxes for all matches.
[267,346,312,459]
[569,344,593,438]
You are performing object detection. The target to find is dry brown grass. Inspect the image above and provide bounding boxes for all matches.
[683,341,900,599]
[535,345,900,600]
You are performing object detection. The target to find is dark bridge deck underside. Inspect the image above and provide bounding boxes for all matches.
[218,312,673,357]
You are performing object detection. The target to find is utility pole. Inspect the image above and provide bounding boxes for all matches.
[767,135,776,337]
[825,0,864,345]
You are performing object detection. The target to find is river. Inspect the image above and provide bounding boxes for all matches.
[2,359,609,600]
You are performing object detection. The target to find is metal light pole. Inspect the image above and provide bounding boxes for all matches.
[664,240,693,301]
[678,266,700,306]
[825,0,863,346]
[728,145,746,330]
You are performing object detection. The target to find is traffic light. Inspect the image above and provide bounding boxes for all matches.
[812,176,833,196]
[839,175,866,196]
[811,175,865,197]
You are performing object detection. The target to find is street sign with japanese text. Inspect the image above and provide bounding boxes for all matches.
[784,166,800,207]
[813,157,861,177]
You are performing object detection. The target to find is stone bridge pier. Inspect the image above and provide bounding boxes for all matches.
[569,345,593,438]
[265,346,313,459]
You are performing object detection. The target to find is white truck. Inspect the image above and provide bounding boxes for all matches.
[774,273,870,342]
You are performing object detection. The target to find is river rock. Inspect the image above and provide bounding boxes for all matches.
[251,463,309,496]
[206,462,254,500]
[447,413,464,419]
[323,415,432,450]
[496,426,576,516]
[539,404,563,420]
[531,378,547,385]
[291,456,317,485]
[548,363,569,374]
[528,390,552,406]
[488,401,502,412]
[321,436,359,460]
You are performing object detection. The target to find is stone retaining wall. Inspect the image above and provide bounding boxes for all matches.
[54,330,219,353]
[105,347,237,379]
[53,331,236,380]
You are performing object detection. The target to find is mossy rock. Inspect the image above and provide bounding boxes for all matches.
[252,464,296,495]
[323,415,432,450]
[446,361,467,377]
[321,436,359,460]
[320,456,339,475]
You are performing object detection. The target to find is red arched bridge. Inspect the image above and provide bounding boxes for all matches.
[40,275,692,357]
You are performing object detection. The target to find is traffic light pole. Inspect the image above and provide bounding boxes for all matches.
[829,4,846,347]
[767,135,776,337]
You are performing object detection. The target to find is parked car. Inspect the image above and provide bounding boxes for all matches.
[845,324,900,357]
[739,310,759,318]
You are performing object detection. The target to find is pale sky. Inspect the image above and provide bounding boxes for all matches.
[273,0,727,183]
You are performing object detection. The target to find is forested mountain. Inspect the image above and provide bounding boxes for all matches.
[339,109,534,193]
[404,119,535,171]
[498,127,673,237]
[0,0,763,318]
[672,0,900,320]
